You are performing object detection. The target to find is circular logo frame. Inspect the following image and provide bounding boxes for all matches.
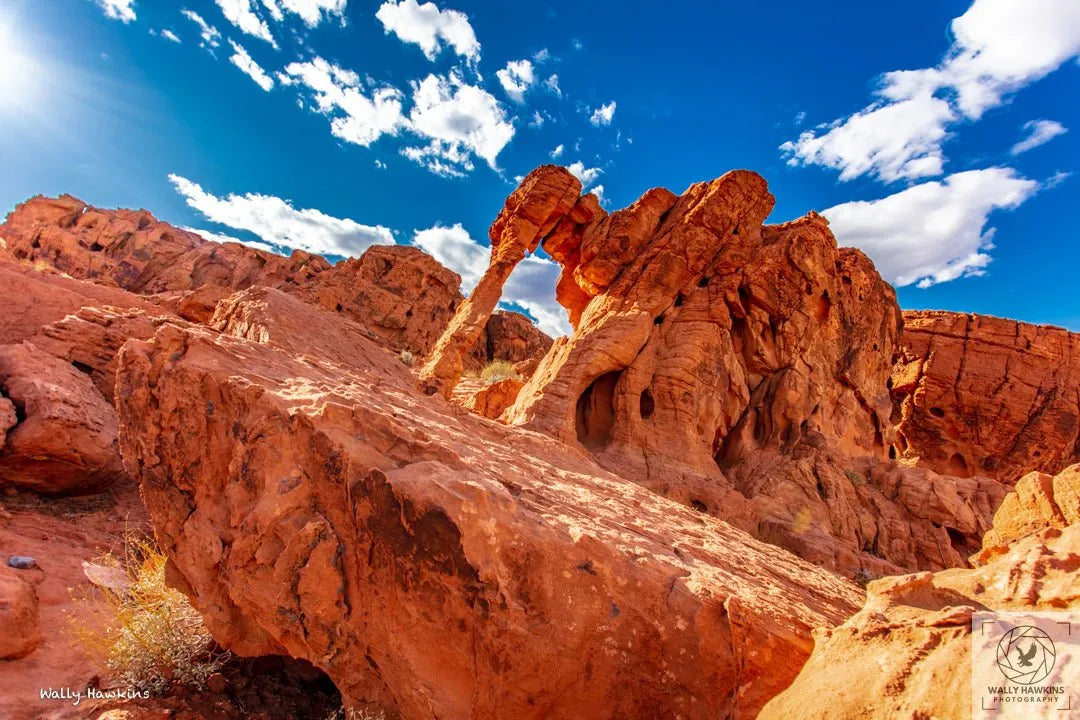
[996,625,1056,685]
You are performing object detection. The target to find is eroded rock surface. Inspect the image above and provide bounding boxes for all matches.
[892,310,1080,482]
[420,166,580,397]
[759,474,1080,720]
[0,342,122,494]
[116,322,863,719]
[976,464,1080,562]
[0,568,41,660]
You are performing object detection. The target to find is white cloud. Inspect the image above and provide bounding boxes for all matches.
[589,184,606,207]
[228,40,275,91]
[1011,119,1068,155]
[283,56,406,146]
[550,143,564,158]
[532,48,550,63]
[589,101,616,127]
[566,161,602,190]
[375,0,479,62]
[543,73,561,96]
[261,0,346,27]
[782,0,1080,183]
[181,226,283,255]
[528,111,545,129]
[571,38,583,51]
[496,59,535,103]
[182,10,222,49]
[1044,170,1072,189]
[169,174,395,258]
[412,223,570,336]
[214,0,277,48]
[781,94,955,183]
[160,29,181,43]
[404,72,515,174]
[823,167,1040,288]
[96,0,136,23]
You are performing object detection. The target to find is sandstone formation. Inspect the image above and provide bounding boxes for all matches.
[892,310,1080,482]
[467,310,554,374]
[0,568,41,660]
[419,166,580,397]
[0,342,122,494]
[116,321,863,719]
[759,469,1080,720]
[29,306,186,403]
[975,464,1080,562]
[461,376,524,419]
[1,196,553,367]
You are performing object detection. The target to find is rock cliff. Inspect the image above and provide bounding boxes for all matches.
[892,310,1080,483]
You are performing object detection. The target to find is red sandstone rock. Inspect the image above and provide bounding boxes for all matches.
[975,464,1080,562]
[420,166,580,397]
[0,567,41,659]
[759,514,1080,719]
[892,310,1080,482]
[29,306,187,403]
[467,310,554,374]
[289,244,464,356]
[0,260,163,345]
[461,377,524,419]
[209,285,406,379]
[0,342,122,494]
[172,284,234,324]
[116,322,863,719]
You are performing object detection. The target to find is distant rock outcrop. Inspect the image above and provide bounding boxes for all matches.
[892,310,1080,482]
[0,195,552,365]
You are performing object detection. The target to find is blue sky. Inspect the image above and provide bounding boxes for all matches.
[1,0,1077,335]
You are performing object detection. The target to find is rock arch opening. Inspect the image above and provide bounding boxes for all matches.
[576,370,622,449]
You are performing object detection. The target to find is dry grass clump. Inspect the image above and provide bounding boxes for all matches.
[480,359,519,382]
[68,532,228,694]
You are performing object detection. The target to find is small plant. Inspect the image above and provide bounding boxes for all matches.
[844,469,866,486]
[480,359,519,383]
[67,532,228,695]
[398,349,414,366]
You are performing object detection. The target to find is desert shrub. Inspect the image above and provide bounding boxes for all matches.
[326,708,389,720]
[398,350,414,366]
[844,469,866,486]
[67,532,228,694]
[480,359,519,382]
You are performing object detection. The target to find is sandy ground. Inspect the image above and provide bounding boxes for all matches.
[0,480,151,720]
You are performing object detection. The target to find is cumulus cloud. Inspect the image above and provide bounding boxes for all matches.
[96,0,135,23]
[590,184,607,207]
[169,174,395,258]
[182,10,222,49]
[589,101,616,126]
[550,143,564,158]
[181,226,283,255]
[496,59,535,103]
[566,161,602,190]
[782,0,1080,183]
[824,167,1041,288]
[412,223,570,336]
[543,73,561,96]
[283,56,406,146]
[375,0,480,62]
[160,29,182,43]
[214,0,277,48]
[260,0,346,27]
[228,40,274,91]
[1011,119,1068,155]
[403,72,515,175]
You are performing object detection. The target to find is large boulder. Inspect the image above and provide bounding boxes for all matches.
[0,342,122,494]
[975,464,1080,562]
[892,310,1080,482]
[0,567,41,659]
[116,322,862,719]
